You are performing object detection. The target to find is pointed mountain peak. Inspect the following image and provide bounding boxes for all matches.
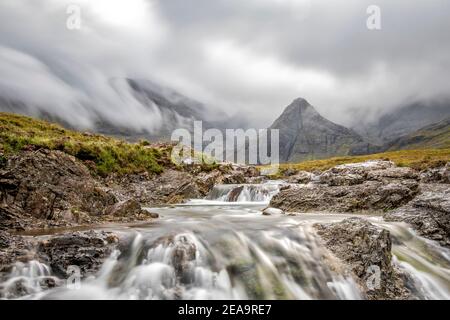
[270,97,363,162]
[280,97,320,119]
[292,97,311,107]
[285,97,316,113]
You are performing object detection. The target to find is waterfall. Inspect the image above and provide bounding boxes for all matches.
[0,260,60,299]
[205,182,281,203]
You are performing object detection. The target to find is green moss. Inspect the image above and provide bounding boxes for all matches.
[0,153,6,168]
[0,112,166,176]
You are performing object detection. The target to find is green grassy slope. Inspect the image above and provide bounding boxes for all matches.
[386,118,450,150]
[275,148,450,173]
[0,112,168,176]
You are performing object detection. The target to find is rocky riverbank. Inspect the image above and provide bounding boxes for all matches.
[270,160,450,247]
[0,148,259,232]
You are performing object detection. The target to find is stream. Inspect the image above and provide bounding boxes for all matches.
[1,182,450,300]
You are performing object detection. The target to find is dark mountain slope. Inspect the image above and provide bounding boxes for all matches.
[270,98,364,162]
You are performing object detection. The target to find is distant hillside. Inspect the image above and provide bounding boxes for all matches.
[385,117,450,151]
[354,99,450,145]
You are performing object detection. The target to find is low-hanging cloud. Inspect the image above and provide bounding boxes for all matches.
[0,0,449,130]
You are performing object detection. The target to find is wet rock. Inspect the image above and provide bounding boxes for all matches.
[105,199,146,217]
[171,235,197,284]
[222,172,247,184]
[148,234,197,285]
[384,184,450,247]
[419,163,450,184]
[37,230,119,278]
[318,161,418,186]
[270,180,419,213]
[262,207,284,216]
[219,164,260,184]
[286,171,314,184]
[271,160,420,213]
[227,186,244,202]
[367,167,419,181]
[194,170,224,196]
[113,169,202,206]
[315,218,411,300]
[144,211,159,219]
[318,172,365,186]
[0,232,36,275]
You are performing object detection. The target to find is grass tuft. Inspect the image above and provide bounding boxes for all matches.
[0,112,167,176]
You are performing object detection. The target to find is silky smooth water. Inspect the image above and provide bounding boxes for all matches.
[1,182,449,300]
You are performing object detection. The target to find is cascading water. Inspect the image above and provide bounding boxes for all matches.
[1,182,449,300]
[205,182,282,203]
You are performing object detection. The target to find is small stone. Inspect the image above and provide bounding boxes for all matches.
[262,207,284,216]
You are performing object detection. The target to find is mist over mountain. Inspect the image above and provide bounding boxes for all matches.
[384,117,450,151]
[0,78,251,141]
[353,99,450,145]
[1,0,450,133]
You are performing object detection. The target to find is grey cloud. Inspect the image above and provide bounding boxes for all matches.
[0,0,449,130]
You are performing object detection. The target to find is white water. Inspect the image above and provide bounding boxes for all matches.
[1,182,449,300]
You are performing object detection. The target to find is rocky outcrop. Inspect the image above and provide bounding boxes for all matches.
[0,205,28,231]
[37,230,119,278]
[104,199,156,221]
[286,171,315,184]
[315,218,411,300]
[109,169,203,206]
[111,163,262,206]
[270,181,418,213]
[0,230,36,274]
[0,150,118,229]
[270,161,419,213]
[384,184,450,247]
[419,163,449,184]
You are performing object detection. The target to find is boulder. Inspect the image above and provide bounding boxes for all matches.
[37,230,119,278]
[384,184,450,247]
[270,180,419,213]
[286,171,314,184]
[315,218,411,300]
[262,207,284,216]
[419,163,450,184]
[105,199,147,218]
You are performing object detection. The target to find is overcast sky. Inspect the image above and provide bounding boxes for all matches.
[0,0,449,130]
